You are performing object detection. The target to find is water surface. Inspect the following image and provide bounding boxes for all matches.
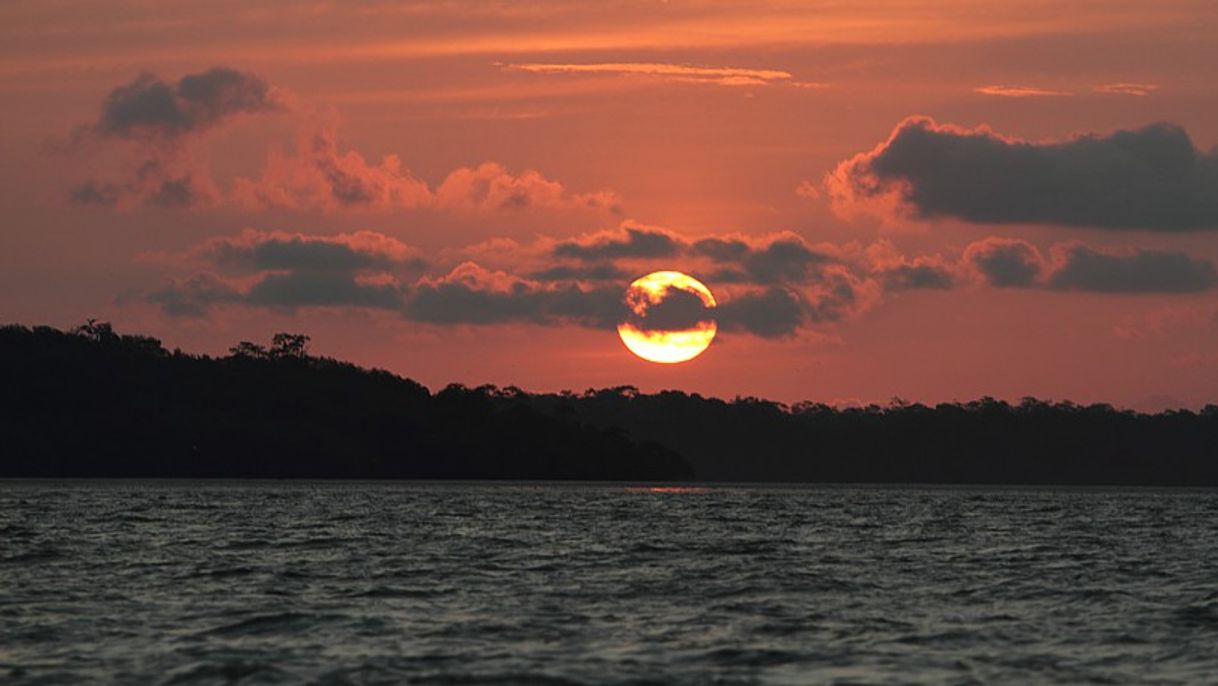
[2,481,1217,684]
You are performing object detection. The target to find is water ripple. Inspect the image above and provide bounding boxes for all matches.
[1,481,1216,684]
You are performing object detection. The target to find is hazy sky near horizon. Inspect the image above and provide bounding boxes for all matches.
[3,0,1218,409]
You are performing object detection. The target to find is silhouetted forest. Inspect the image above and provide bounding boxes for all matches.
[521,388,1218,485]
[2,322,1217,485]
[0,323,690,480]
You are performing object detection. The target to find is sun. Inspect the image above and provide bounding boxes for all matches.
[617,271,717,364]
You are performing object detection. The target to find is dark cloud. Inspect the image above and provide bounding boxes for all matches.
[142,227,879,335]
[831,117,1218,230]
[622,286,713,332]
[201,230,424,273]
[716,287,805,338]
[145,273,241,317]
[876,262,955,290]
[696,236,832,283]
[805,270,866,323]
[964,238,1045,287]
[553,226,681,261]
[146,231,427,316]
[962,237,1217,293]
[95,67,282,140]
[144,228,832,338]
[68,162,215,209]
[402,272,622,328]
[308,128,386,208]
[404,274,805,339]
[147,271,403,315]
[690,237,751,261]
[146,175,209,208]
[68,182,121,207]
[553,227,834,287]
[1049,244,1217,293]
[246,271,403,310]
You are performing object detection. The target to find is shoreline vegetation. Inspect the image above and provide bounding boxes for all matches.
[2,322,1216,485]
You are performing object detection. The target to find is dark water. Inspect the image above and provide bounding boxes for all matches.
[2,482,1218,685]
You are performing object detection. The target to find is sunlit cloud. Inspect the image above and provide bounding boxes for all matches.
[1092,82,1159,96]
[973,85,1072,97]
[234,122,621,214]
[502,62,792,87]
[64,69,620,215]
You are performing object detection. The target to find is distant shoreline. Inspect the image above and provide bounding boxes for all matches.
[4,478,1218,492]
[3,322,1217,486]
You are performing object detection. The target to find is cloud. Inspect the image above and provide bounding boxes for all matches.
[235,122,619,214]
[795,180,822,200]
[148,270,404,316]
[622,285,714,332]
[402,263,622,328]
[502,62,791,87]
[435,162,620,213]
[826,116,1218,230]
[553,226,683,261]
[400,264,809,338]
[552,226,834,284]
[963,238,1046,287]
[145,273,242,317]
[71,72,616,216]
[70,159,219,210]
[139,226,865,337]
[864,241,955,291]
[1048,243,1217,293]
[715,287,805,338]
[146,175,206,208]
[196,229,425,273]
[143,225,1215,335]
[962,237,1217,293]
[92,67,283,141]
[695,235,833,284]
[233,123,432,211]
[804,266,877,324]
[69,67,284,209]
[145,230,425,315]
[246,270,404,310]
[68,182,122,207]
[1093,83,1159,97]
[974,85,1072,97]
[875,261,955,290]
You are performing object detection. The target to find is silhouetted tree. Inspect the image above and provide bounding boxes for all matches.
[229,341,269,358]
[269,332,310,359]
[72,319,117,342]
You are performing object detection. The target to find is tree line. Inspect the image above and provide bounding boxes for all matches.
[0,323,690,480]
[2,322,1216,485]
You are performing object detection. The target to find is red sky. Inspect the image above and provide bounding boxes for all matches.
[2,0,1218,410]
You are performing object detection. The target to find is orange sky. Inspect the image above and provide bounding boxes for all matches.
[2,0,1217,410]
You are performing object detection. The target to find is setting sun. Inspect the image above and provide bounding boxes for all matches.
[617,271,717,364]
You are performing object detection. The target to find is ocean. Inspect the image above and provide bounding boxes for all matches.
[2,481,1217,684]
